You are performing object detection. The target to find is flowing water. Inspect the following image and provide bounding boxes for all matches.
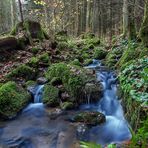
[0,60,132,148]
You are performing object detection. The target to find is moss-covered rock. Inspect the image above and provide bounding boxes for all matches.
[93,48,108,60]
[60,102,74,110]
[85,82,103,103]
[0,81,31,119]
[73,111,106,126]
[39,53,49,64]
[43,84,60,107]
[0,36,18,51]
[105,47,124,68]
[70,59,81,66]
[45,63,99,105]
[10,20,48,44]
[31,47,40,54]
[28,57,39,68]
[25,80,36,88]
[83,59,93,66]
[6,64,37,81]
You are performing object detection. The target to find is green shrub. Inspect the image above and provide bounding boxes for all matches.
[0,81,31,118]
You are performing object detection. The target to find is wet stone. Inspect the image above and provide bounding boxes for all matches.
[37,77,48,85]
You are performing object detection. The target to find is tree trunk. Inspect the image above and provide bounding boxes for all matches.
[128,0,136,40]
[123,0,128,37]
[18,0,24,22]
[140,0,148,47]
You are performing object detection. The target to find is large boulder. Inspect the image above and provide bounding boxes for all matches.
[0,36,17,51]
[43,84,60,107]
[44,63,103,108]
[85,82,103,103]
[6,64,38,81]
[0,81,31,119]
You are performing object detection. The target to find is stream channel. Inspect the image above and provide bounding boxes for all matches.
[0,60,132,148]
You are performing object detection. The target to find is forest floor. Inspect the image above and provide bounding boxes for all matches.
[0,30,148,147]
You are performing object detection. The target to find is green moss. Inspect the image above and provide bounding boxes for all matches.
[117,43,140,67]
[28,57,39,68]
[82,53,90,60]
[17,37,26,49]
[6,64,37,81]
[105,47,123,68]
[74,112,106,126]
[117,43,148,69]
[93,48,107,60]
[70,59,81,66]
[39,53,49,63]
[57,41,69,50]
[43,84,59,107]
[31,47,40,54]
[46,63,89,103]
[25,80,36,88]
[139,47,148,58]
[46,63,70,82]
[0,81,31,119]
[60,102,74,110]
[83,59,93,66]
[0,83,3,88]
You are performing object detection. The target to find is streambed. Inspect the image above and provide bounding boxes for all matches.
[0,60,131,148]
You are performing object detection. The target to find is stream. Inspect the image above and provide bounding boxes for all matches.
[0,60,132,148]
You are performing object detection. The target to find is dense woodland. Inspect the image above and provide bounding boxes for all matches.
[0,0,148,148]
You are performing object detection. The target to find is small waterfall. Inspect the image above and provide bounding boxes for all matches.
[34,85,44,103]
[80,59,132,145]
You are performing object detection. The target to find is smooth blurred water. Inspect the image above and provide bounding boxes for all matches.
[80,60,132,146]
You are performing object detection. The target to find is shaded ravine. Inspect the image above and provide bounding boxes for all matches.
[0,60,132,148]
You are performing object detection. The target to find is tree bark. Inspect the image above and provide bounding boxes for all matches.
[18,0,24,22]
[140,0,148,46]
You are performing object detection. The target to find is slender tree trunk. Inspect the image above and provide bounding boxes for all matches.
[123,0,128,37]
[10,0,15,27]
[140,0,148,46]
[86,0,91,32]
[18,0,24,22]
[128,0,136,40]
